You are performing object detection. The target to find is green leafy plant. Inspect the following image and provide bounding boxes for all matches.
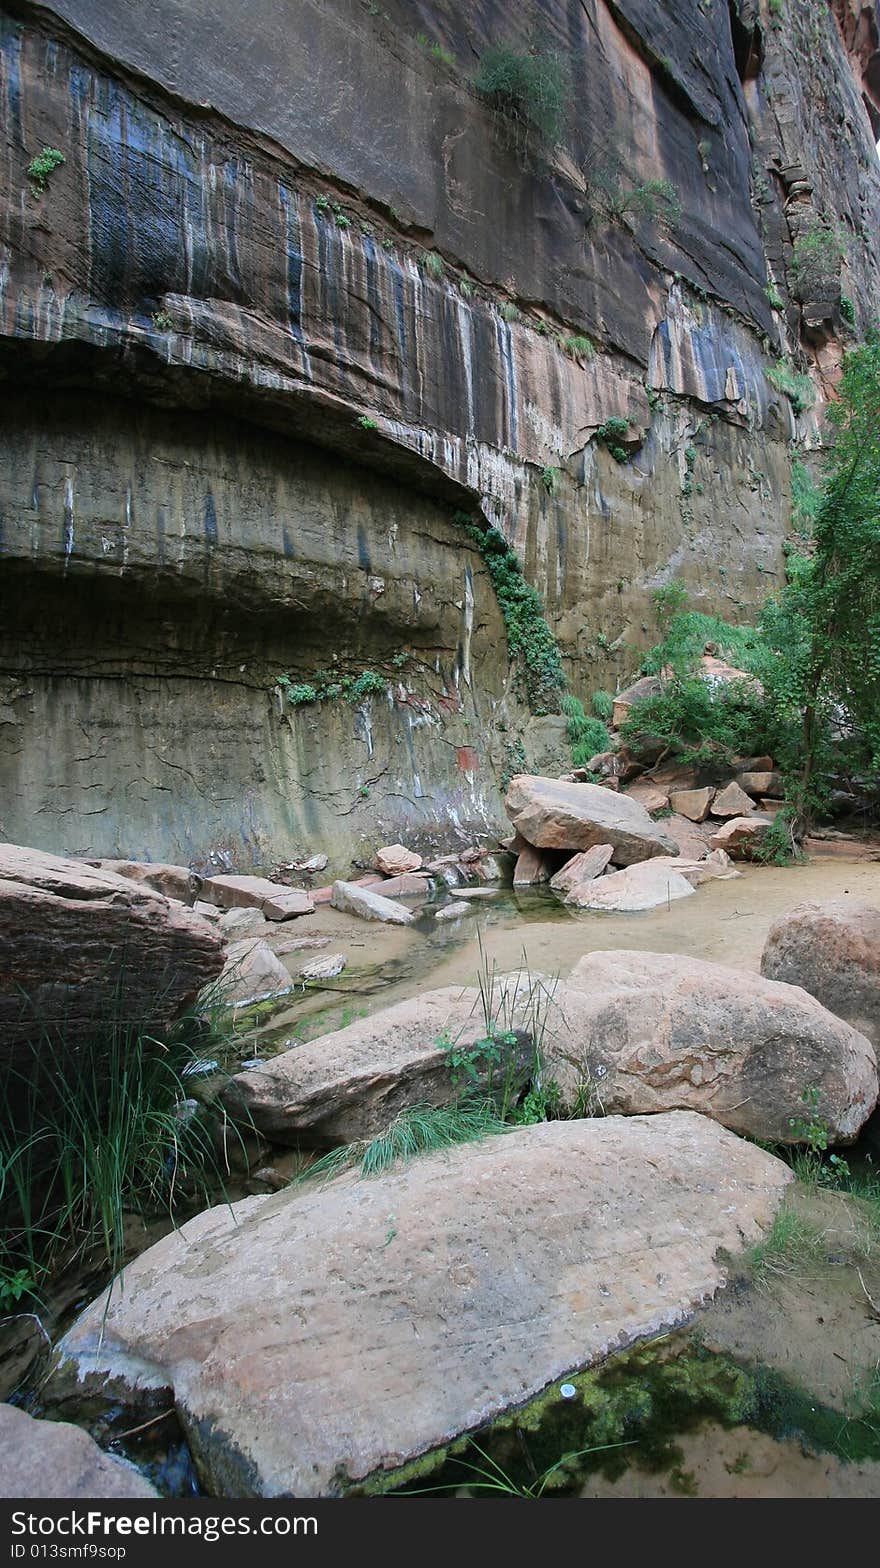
[764,281,784,310]
[596,416,631,463]
[151,310,173,331]
[789,221,845,303]
[474,44,569,163]
[840,294,856,327]
[499,301,521,322]
[766,361,816,417]
[591,689,614,722]
[27,147,65,197]
[278,677,319,707]
[454,511,565,713]
[0,1266,36,1313]
[541,465,559,495]
[421,249,444,279]
[358,415,379,431]
[350,670,388,700]
[562,334,594,360]
[561,693,611,768]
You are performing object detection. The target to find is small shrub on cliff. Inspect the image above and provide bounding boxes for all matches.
[789,222,845,303]
[26,146,64,197]
[766,361,816,417]
[596,417,631,463]
[474,45,569,163]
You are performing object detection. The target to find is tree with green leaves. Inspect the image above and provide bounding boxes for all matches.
[781,330,880,828]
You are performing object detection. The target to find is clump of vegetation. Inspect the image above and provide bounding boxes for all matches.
[358,414,379,431]
[298,1100,511,1186]
[455,511,565,713]
[790,456,821,536]
[562,334,594,360]
[277,669,391,707]
[591,689,614,723]
[561,693,611,768]
[789,221,845,303]
[541,465,559,495]
[421,249,444,279]
[764,280,784,311]
[499,301,521,323]
[766,360,816,417]
[151,310,173,331]
[580,135,680,233]
[416,33,455,69]
[596,416,631,463]
[840,294,856,327]
[0,992,244,1298]
[474,44,569,164]
[26,146,65,197]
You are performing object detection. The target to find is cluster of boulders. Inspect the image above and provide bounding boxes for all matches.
[503,774,739,911]
[37,899,880,1497]
[560,666,788,863]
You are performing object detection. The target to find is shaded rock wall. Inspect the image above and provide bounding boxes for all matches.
[1,1,878,866]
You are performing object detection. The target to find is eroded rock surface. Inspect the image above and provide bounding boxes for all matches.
[550,950,878,1143]
[761,900,880,1046]
[0,843,224,1059]
[48,1113,792,1497]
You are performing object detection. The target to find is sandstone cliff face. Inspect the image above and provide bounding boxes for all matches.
[1,1,878,867]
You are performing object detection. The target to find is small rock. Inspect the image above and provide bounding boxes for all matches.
[709,815,774,858]
[209,938,294,1008]
[268,934,333,956]
[182,1058,220,1078]
[662,814,712,861]
[669,786,715,823]
[371,872,430,897]
[299,953,347,981]
[375,843,423,876]
[550,844,614,897]
[330,880,415,925]
[624,781,670,814]
[513,843,557,886]
[203,873,314,921]
[0,1403,158,1498]
[611,676,663,729]
[219,906,268,937]
[434,900,474,921]
[454,886,500,899]
[710,781,757,818]
[736,770,784,798]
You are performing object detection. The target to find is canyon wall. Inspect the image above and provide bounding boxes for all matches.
[1,0,879,868]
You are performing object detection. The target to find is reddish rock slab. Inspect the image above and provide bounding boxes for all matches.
[550,844,614,897]
[736,771,784,798]
[0,843,224,1061]
[374,843,423,876]
[709,816,774,858]
[201,874,313,920]
[513,843,558,886]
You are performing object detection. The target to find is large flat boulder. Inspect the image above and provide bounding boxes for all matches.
[47,1113,791,1497]
[222,986,532,1144]
[0,843,224,1063]
[761,901,880,1047]
[0,1403,157,1498]
[549,950,878,1144]
[504,775,678,865]
[566,860,695,911]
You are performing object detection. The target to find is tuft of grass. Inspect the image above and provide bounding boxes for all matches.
[745,1207,825,1286]
[563,333,594,361]
[0,985,247,1296]
[297,1099,511,1186]
[421,249,444,279]
[766,360,816,416]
